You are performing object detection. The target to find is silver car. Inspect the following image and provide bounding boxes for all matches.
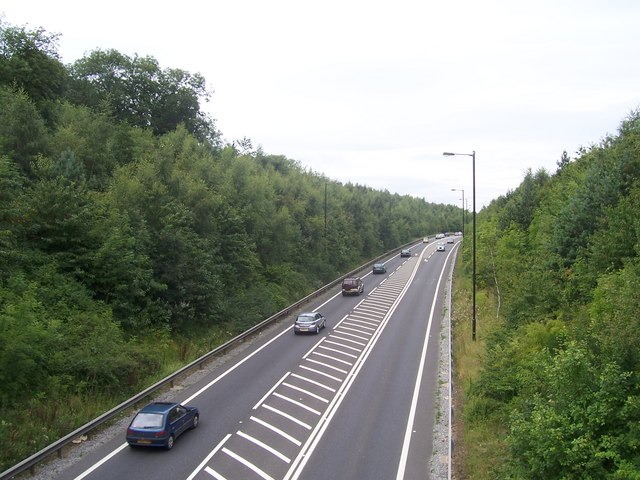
[294,312,326,334]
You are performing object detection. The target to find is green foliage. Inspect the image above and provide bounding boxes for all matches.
[588,256,640,371]
[0,278,53,407]
[0,21,67,121]
[67,48,218,143]
[506,343,640,479]
[0,85,50,173]
[459,108,640,478]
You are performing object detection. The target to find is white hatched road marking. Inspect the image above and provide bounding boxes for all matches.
[250,416,301,446]
[254,373,288,409]
[346,314,380,325]
[237,430,291,463]
[328,333,366,346]
[262,404,312,429]
[186,434,230,480]
[356,305,388,315]
[281,382,329,403]
[341,322,377,332]
[289,373,336,392]
[273,392,322,415]
[311,351,353,366]
[322,339,362,352]
[222,448,275,480]
[299,364,343,381]
[317,345,359,358]
[335,326,371,338]
[304,358,348,374]
[204,466,227,479]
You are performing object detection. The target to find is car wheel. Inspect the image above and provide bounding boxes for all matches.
[191,414,199,429]
[166,435,175,450]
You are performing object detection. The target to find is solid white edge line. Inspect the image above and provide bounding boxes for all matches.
[447,243,460,480]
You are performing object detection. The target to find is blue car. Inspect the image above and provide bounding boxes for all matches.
[126,402,199,449]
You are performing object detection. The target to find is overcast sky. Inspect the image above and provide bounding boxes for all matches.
[2,0,639,208]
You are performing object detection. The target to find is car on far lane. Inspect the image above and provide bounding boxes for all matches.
[372,263,386,274]
[294,311,326,334]
[126,402,199,449]
[437,243,445,252]
[447,238,454,244]
[400,249,412,257]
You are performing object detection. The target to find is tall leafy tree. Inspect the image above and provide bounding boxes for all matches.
[67,49,219,143]
[0,21,67,120]
[0,86,49,174]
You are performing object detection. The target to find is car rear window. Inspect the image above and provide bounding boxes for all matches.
[131,413,164,428]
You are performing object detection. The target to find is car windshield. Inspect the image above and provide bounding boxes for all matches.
[131,412,164,429]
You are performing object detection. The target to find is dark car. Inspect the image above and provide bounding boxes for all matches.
[294,312,326,334]
[400,249,412,257]
[126,402,199,449]
[372,263,386,274]
[342,277,364,296]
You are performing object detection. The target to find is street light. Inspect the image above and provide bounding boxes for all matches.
[443,151,476,341]
[451,188,465,237]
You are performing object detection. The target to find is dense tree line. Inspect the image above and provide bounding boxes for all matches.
[462,109,640,477]
[0,20,460,469]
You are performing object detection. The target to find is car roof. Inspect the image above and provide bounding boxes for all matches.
[139,402,179,414]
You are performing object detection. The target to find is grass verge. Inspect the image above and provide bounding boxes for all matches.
[451,261,507,479]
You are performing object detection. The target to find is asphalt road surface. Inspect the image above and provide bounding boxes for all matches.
[42,238,459,480]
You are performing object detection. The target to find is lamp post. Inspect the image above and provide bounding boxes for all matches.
[443,151,476,341]
[451,188,465,238]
